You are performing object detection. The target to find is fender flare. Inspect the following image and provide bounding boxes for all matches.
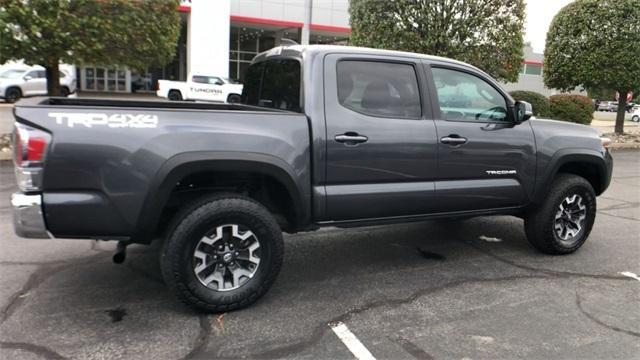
[134,151,310,242]
[531,148,611,203]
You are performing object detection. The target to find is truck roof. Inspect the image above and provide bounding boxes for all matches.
[252,44,483,72]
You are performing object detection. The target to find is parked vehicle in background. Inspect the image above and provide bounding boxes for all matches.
[597,101,611,111]
[597,101,618,112]
[0,65,76,103]
[157,73,243,103]
[631,106,640,122]
[11,45,613,312]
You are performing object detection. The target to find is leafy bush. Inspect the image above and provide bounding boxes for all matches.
[509,91,551,117]
[549,94,594,125]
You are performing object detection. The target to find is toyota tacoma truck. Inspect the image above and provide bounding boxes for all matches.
[11,45,613,312]
[156,73,243,103]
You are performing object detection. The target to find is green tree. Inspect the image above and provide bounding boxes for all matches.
[349,0,525,82]
[544,0,640,133]
[0,0,180,96]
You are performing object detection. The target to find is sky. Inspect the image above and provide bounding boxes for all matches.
[525,0,575,53]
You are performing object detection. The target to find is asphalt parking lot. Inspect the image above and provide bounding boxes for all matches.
[0,151,639,360]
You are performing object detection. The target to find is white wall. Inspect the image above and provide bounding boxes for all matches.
[230,0,349,28]
[188,0,230,77]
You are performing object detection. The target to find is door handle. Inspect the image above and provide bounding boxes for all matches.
[335,132,368,146]
[440,135,468,145]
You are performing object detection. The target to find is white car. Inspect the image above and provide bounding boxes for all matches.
[0,65,76,103]
[631,106,640,122]
[157,73,243,103]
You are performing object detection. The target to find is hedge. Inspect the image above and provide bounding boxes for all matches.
[549,94,594,125]
[509,90,551,117]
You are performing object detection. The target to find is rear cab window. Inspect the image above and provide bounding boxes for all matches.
[241,59,301,112]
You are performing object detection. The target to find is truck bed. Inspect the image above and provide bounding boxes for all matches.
[13,96,311,241]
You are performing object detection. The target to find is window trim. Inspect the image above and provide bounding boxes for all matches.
[426,63,515,124]
[335,59,423,120]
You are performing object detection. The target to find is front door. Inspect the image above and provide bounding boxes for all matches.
[425,64,536,212]
[322,54,439,221]
[22,70,46,96]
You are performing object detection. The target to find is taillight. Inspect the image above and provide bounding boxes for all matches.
[13,122,51,192]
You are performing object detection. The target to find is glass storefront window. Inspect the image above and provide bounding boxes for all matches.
[525,64,542,76]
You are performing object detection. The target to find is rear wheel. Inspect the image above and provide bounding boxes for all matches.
[525,174,596,255]
[227,94,241,104]
[4,87,21,103]
[632,115,639,122]
[160,195,284,312]
[168,90,183,101]
[60,86,70,97]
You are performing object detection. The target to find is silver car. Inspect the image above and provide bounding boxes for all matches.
[0,65,76,103]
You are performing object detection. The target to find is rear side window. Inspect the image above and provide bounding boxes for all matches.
[337,60,421,119]
[241,59,301,112]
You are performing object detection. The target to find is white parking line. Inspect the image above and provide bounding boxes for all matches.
[330,322,376,360]
[619,271,640,282]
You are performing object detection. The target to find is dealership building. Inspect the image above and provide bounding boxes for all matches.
[79,0,350,93]
[79,0,562,96]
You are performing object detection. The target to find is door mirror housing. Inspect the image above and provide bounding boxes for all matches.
[214,80,224,86]
[514,100,533,123]
[23,75,33,81]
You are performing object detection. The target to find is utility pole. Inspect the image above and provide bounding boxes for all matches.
[301,0,313,45]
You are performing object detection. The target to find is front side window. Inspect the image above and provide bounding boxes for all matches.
[242,59,301,112]
[432,67,508,122]
[25,71,39,79]
[337,60,421,118]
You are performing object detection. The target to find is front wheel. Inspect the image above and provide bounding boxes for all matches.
[524,174,596,255]
[161,195,284,312]
[632,115,639,122]
[4,87,21,103]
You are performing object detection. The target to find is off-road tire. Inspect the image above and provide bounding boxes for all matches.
[525,174,596,255]
[160,195,284,312]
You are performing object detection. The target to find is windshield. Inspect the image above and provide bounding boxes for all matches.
[0,69,27,79]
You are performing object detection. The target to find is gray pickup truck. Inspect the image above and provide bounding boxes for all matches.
[11,45,612,312]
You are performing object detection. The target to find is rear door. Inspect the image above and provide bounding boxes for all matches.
[425,63,536,212]
[322,54,439,221]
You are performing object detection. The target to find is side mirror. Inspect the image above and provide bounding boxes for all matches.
[215,80,223,86]
[514,100,533,123]
[23,75,33,81]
